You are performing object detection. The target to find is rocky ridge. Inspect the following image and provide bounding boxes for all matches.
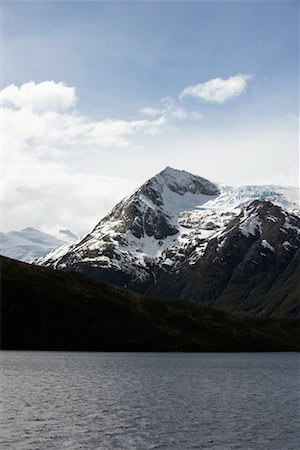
[37,167,300,317]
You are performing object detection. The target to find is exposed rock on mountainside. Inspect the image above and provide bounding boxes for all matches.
[37,167,300,318]
[37,167,221,289]
[148,200,300,318]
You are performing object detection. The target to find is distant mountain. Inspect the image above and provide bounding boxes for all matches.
[57,229,78,243]
[0,227,77,262]
[2,256,299,351]
[37,167,300,318]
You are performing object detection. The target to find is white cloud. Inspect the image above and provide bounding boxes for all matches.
[180,74,253,104]
[1,80,77,111]
[1,80,168,235]
[287,114,300,122]
[140,96,203,120]
[2,143,138,236]
[2,79,296,237]
[1,81,167,153]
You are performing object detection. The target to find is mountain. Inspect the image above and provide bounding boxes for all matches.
[56,229,78,243]
[37,167,300,318]
[148,199,300,318]
[0,227,77,262]
[2,256,299,351]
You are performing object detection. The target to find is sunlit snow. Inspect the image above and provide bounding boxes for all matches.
[36,168,299,278]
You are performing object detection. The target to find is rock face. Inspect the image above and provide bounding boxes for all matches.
[149,200,300,318]
[37,167,300,318]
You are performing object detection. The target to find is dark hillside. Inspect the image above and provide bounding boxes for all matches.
[1,256,299,351]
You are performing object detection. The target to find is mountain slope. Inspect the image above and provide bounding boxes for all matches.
[0,227,77,262]
[37,167,221,289]
[1,256,299,351]
[37,167,300,318]
[150,200,300,317]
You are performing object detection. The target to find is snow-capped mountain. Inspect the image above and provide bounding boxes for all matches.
[37,167,300,317]
[0,227,77,262]
[147,198,300,317]
[37,167,220,280]
[56,229,78,244]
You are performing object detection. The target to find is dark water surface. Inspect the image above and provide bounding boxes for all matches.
[0,351,299,449]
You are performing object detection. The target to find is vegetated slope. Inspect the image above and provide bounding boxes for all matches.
[1,256,299,352]
[36,167,300,318]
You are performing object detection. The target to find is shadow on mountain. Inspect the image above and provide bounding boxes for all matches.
[1,256,299,352]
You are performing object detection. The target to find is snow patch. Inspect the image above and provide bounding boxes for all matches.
[261,239,274,252]
[36,172,299,274]
[282,241,292,250]
[0,228,76,263]
[266,215,278,223]
[239,214,262,237]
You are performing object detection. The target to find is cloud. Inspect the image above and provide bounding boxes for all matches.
[4,80,206,235]
[5,77,291,238]
[140,96,203,120]
[1,80,77,111]
[2,143,138,236]
[1,81,167,153]
[287,114,300,123]
[2,80,170,235]
[180,74,253,104]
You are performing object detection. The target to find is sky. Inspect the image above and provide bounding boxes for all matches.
[1,0,299,236]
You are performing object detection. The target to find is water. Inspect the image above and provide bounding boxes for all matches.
[0,352,299,450]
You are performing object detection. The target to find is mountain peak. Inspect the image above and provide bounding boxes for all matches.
[36,170,300,314]
[152,166,220,196]
[21,227,38,233]
[159,166,182,176]
[59,229,78,240]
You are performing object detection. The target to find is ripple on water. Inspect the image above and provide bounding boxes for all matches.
[0,352,299,450]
